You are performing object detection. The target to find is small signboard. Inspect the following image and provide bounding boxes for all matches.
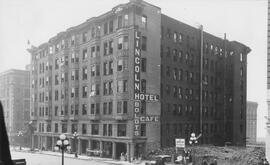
[175,138,185,148]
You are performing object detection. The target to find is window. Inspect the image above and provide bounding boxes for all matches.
[173,32,177,42]
[103,62,108,75]
[179,69,183,80]
[141,79,146,93]
[124,14,129,26]
[123,101,128,114]
[82,124,87,134]
[178,104,182,115]
[117,59,123,71]
[104,42,108,55]
[117,101,122,113]
[82,67,87,80]
[91,64,100,77]
[141,58,146,72]
[91,46,96,58]
[179,33,183,43]
[142,36,147,51]
[173,86,177,98]
[71,35,75,46]
[141,123,146,136]
[142,15,147,28]
[117,15,123,28]
[96,103,100,114]
[82,49,87,60]
[141,101,146,115]
[179,51,183,62]
[108,124,112,136]
[55,123,58,133]
[75,87,79,97]
[62,123,67,133]
[90,84,100,96]
[166,28,171,38]
[82,104,87,115]
[91,27,96,38]
[123,36,128,50]
[172,49,177,61]
[117,80,128,93]
[166,47,170,57]
[117,59,128,71]
[91,124,99,135]
[71,70,75,80]
[118,36,129,50]
[103,124,108,136]
[103,102,108,115]
[55,75,59,85]
[91,104,95,114]
[82,32,87,43]
[71,124,78,133]
[117,124,126,136]
[103,81,113,95]
[109,20,113,33]
[54,106,58,116]
[173,68,177,80]
[108,102,113,114]
[109,61,113,75]
[104,22,108,35]
[109,40,113,54]
[55,90,58,101]
[166,66,170,77]
[166,85,170,95]
[178,87,182,99]
[240,53,243,62]
[118,37,123,50]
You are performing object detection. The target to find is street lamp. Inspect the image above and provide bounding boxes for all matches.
[189,133,198,145]
[189,133,198,164]
[18,131,23,150]
[54,134,71,165]
[72,132,79,158]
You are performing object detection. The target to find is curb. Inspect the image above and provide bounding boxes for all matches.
[12,149,143,165]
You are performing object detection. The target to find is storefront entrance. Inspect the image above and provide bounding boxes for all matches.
[81,139,88,154]
[116,142,126,160]
[46,137,52,150]
[135,143,145,159]
[103,141,112,158]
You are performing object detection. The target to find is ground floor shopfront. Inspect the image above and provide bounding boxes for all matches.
[32,134,147,161]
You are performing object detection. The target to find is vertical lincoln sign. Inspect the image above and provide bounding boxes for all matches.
[134,30,141,137]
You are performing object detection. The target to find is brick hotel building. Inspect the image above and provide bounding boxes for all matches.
[0,69,30,145]
[28,0,250,160]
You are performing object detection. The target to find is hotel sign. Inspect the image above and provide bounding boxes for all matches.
[134,30,141,137]
[133,30,159,137]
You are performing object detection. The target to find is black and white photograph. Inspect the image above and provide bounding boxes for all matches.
[0,0,267,164]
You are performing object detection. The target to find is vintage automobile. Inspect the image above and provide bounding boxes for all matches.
[145,155,173,165]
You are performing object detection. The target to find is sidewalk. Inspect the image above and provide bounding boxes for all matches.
[11,146,145,165]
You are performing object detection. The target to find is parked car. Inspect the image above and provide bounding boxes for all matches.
[145,155,172,165]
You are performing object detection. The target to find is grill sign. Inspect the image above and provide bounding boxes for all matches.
[134,30,141,137]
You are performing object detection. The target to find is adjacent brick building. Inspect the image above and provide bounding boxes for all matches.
[246,101,257,144]
[0,69,30,145]
[28,0,250,160]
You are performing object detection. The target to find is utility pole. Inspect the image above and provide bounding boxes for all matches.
[223,33,227,144]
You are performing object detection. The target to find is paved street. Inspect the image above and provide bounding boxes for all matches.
[11,151,111,165]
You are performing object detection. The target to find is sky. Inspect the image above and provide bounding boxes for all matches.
[0,0,267,138]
